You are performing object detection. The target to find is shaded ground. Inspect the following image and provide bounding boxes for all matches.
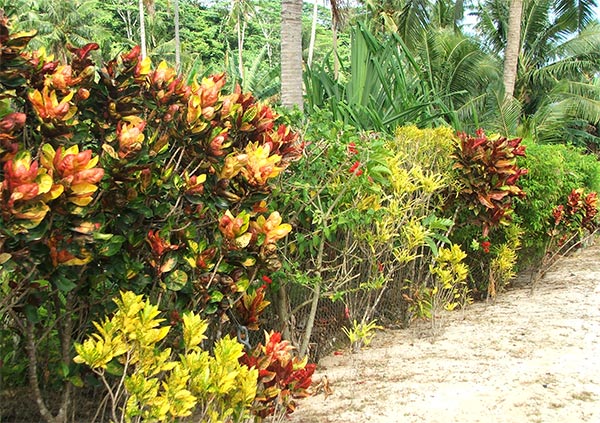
[289,243,600,423]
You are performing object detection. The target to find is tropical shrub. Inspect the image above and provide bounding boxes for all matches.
[0,16,305,422]
[447,129,528,298]
[486,223,522,298]
[271,116,461,354]
[550,188,598,245]
[428,243,469,330]
[240,331,315,420]
[304,24,435,133]
[514,140,600,258]
[451,129,527,238]
[74,291,258,423]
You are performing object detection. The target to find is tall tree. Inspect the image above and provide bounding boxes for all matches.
[308,0,319,67]
[228,0,255,82]
[174,0,181,71]
[503,0,522,98]
[281,0,304,110]
[139,0,147,58]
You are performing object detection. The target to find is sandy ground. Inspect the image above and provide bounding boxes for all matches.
[288,244,600,423]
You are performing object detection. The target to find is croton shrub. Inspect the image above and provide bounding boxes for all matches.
[450,129,528,298]
[551,188,598,247]
[0,15,311,422]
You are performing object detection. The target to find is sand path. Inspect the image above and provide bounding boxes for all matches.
[289,243,600,423]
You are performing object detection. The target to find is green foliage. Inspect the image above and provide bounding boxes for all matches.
[473,0,600,146]
[304,24,435,133]
[514,139,600,255]
[274,114,459,343]
[342,319,382,352]
[74,291,258,423]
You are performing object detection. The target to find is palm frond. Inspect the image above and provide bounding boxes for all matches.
[555,0,599,32]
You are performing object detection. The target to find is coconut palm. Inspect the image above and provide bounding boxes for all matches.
[174,0,181,71]
[474,0,600,143]
[281,0,304,110]
[1,0,109,61]
[503,0,523,98]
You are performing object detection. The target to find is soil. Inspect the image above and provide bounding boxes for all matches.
[288,242,600,423]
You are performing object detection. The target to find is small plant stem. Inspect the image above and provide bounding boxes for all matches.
[25,321,59,423]
[299,177,356,357]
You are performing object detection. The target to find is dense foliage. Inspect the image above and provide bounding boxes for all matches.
[1,1,600,421]
[0,15,314,423]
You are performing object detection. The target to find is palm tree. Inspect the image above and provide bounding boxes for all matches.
[228,0,255,82]
[503,0,522,98]
[139,0,148,58]
[474,0,600,142]
[3,0,107,61]
[281,0,304,110]
[174,0,181,71]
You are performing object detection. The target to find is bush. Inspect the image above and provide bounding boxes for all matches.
[0,16,308,422]
[271,115,463,353]
[74,291,258,423]
[448,130,527,299]
[514,140,600,258]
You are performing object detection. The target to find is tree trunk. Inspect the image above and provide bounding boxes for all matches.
[308,0,318,67]
[503,0,522,99]
[138,0,147,58]
[237,18,245,81]
[332,15,339,81]
[281,0,304,111]
[276,283,292,341]
[174,0,181,72]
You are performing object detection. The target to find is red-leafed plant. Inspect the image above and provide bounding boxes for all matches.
[235,285,271,331]
[240,331,316,420]
[551,188,598,244]
[452,129,528,237]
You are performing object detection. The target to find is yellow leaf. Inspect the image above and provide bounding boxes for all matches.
[69,195,93,206]
[234,232,252,248]
[184,256,197,269]
[40,144,56,170]
[70,182,98,196]
[102,143,119,160]
[36,173,53,195]
[139,56,152,75]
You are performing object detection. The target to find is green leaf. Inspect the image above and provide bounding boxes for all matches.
[205,303,218,314]
[24,304,40,323]
[105,360,124,376]
[54,276,77,292]
[98,236,125,257]
[425,237,439,257]
[210,290,224,303]
[59,362,70,378]
[92,232,114,241]
[164,270,188,291]
[69,374,84,388]
[311,234,321,250]
[323,226,331,241]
